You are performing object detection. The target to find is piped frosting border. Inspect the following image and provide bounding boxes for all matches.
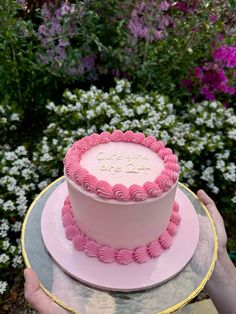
[64,130,180,202]
[62,196,181,265]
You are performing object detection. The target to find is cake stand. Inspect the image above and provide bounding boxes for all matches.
[21,177,218,314]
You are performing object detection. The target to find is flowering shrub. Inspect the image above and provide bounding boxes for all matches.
[183,44,236,107]
[33,0,236,97]
[0,101,22,146]
[0,146,39,294]
[33,79,236,214]
[1,79,236,293]
[36,1,97,79]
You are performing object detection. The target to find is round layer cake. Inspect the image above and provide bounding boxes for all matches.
[63,130,181,264]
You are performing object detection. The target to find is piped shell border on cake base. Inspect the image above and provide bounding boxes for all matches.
[61,196,181,265]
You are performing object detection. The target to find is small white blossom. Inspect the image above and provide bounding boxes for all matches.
[3,200,15,212]
[2,239,10,250]
[0,281,8,294]
[10,113,20,121]
[0,254,10,263]
[12,255,22,268]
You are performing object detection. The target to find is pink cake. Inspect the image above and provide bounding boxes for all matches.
[62,130,181,265]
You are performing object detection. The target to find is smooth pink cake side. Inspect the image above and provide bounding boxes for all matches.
[66,176,178,249]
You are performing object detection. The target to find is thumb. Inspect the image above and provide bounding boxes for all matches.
[24,268,55,314]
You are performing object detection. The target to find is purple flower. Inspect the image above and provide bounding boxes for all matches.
[200,86,216,100]
[17,0,26,5]
[82,55,96,71]
[214,45,236,68]
[210,15,218,23]
[128,0,171,42]
[159,1,170,11]
[38,25,47,36]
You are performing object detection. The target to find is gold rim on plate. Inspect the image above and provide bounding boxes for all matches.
[21,177,218,314]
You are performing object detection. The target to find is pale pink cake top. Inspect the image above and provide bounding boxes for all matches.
[64,130,180,202]
[80,142,164,186]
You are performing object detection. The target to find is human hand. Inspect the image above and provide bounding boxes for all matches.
[197,189,227,257]
[24,268,67,314]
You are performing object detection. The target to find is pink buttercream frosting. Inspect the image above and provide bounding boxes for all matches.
[143,182,163,197]
[81,174,98,192]
[64,130,180,201]
[112,184,131,201]
[129,184,149,202]
[95,180,113,199]
[148,239,164,258]
[61,197,181,265]
[97,246,116,263]
[116,249,134,265]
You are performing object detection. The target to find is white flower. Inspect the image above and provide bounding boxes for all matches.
[11,221,22,232]
[12,255,23,268]
[15,146,27,156]
[46,101,56,111]
[86,109,96,119]
[2,239,10,250]
[0,281,7,294]
[0,253,10,263]
[232,194,236,204]
[3,200,15,212]
[64,91,77,101]
[115,84,123,93]
[185,161,194,169]
[201,167,214,181]
[0,219,9,238]
[4,152,17,161]
[9,245,16,254]
[209,101,218,109]
[10,113,20,121]
[38,180,50,190]
[228,129,236,140]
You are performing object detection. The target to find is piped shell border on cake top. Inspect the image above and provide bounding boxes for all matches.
[64,130,180,202]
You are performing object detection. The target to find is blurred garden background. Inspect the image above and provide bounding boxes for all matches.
[0,0,236,311]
